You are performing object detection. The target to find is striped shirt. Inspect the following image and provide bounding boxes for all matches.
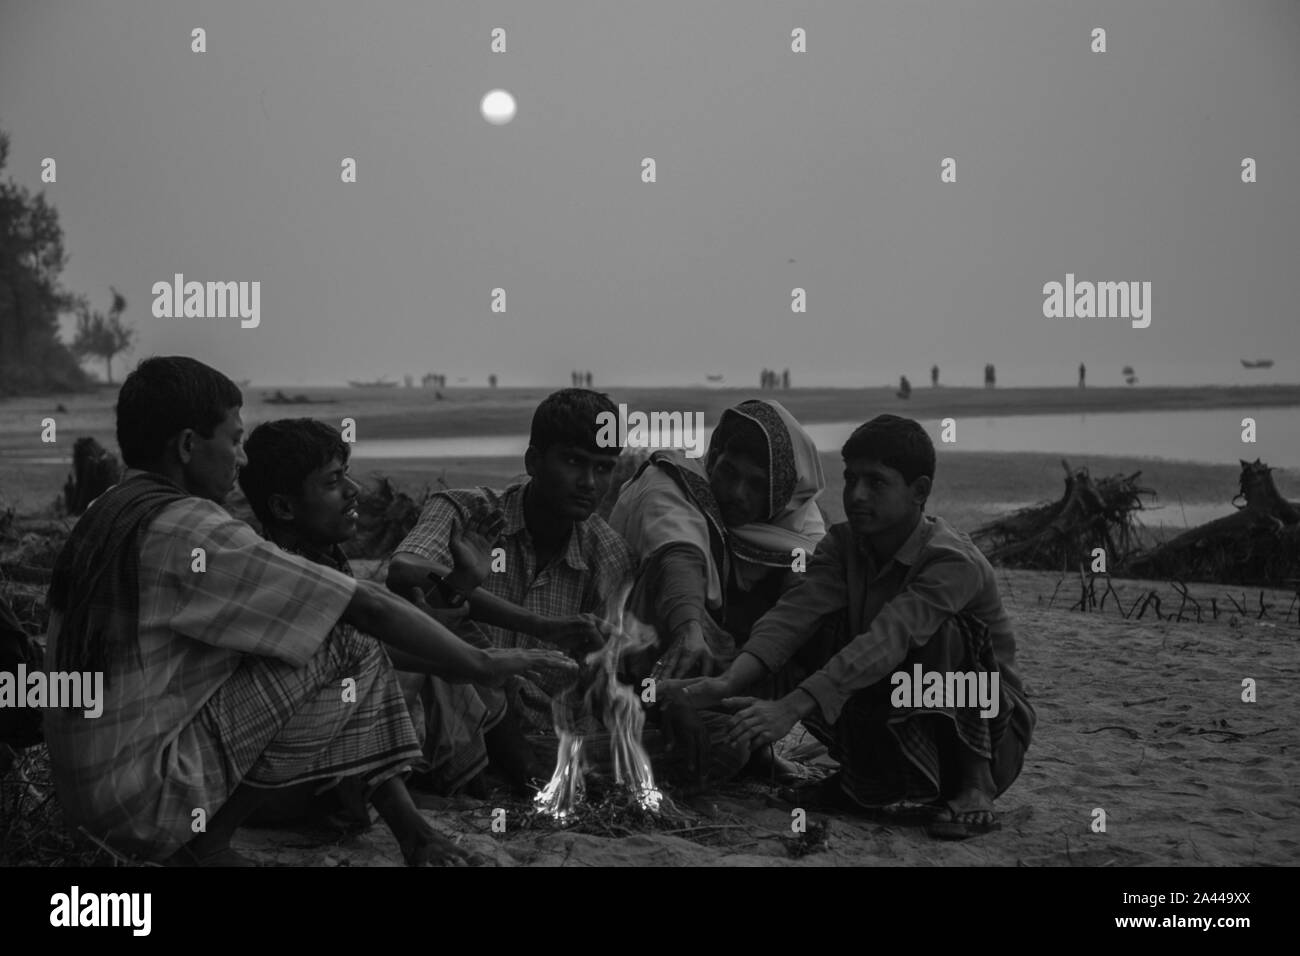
[44,495,358,858]
[742,514,1018,724]
[394,481,634,732]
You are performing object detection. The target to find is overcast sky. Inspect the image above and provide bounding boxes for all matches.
[1,0,1297,388]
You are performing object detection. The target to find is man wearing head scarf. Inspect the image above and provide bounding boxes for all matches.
[611,399,826,677]
[609,399,826,782]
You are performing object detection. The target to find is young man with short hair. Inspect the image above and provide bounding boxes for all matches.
[237,418,504,799]
[387,389,635,741]
[670,415,1035,837]
[43,357,573,866]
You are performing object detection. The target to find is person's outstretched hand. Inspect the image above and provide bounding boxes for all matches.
[483,647,579,688]
[722,696,799,752]
[652,624,715,681]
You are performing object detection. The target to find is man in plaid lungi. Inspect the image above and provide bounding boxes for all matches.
[238,417,503,799]
[43,357,574,866]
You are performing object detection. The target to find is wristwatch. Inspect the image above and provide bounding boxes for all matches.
[427,571,470,608]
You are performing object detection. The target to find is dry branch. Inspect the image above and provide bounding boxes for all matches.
[972,460,1153,571]
[1126,460,1299,586]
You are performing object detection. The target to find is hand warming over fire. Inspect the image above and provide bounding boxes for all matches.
[539,613,609,658]
[652,623,715,680]
[721,695,804,751]
[658,675,730,710]
[482,648,579,688]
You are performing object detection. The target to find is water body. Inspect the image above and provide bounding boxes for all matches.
[351,407,1300,470]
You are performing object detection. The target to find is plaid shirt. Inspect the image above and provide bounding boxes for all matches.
[395,481,633,732]
[44,494,358,858]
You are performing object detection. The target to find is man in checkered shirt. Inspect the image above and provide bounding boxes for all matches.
[387,389,635,762]
[42,357,573,866]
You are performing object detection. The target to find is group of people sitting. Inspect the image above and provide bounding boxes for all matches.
[41,355,1035,866]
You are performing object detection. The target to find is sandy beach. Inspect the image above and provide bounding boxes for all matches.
[230,569,1300,867]
[3,383,1298,867]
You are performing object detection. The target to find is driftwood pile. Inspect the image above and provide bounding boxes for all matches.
[973,458,1299,588]
[1126,459,1300,587]
[971,460,1154,572]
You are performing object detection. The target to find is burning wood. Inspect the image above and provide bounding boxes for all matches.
[532,732,587,820]
[533,588,663,821]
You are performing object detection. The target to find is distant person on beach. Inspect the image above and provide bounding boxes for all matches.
[663,415,1035,838]
[42,357,571,866]
[386,389,634,756]
[984,364,996,388]
[488,374,498,388]
[782,368,790,390]
[931,365,939,388]
[1079,363,1086,388]
[897,376,911,400]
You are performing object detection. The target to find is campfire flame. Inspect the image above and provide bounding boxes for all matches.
[532,731,586,820]
[533,587,662,818]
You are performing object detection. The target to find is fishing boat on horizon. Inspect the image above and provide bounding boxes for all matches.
[1240,359,1275,369]
[347,378,398,388]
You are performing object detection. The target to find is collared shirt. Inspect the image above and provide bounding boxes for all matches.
[394,480,634,731]
[742,514,1017,725]
[44,494,357,858]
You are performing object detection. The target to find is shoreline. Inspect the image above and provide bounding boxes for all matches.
[2,384,1299,445]
[2,386,1295,516]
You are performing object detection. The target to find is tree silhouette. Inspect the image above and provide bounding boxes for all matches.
[70,287,134,383]
[0,127,88,394]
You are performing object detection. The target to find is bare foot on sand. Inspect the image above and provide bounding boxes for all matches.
[400,823,478,867]
[926,749,1001,839]
[371,775,485,866]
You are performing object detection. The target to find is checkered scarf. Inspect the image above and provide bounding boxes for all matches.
[47,472,189,678]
